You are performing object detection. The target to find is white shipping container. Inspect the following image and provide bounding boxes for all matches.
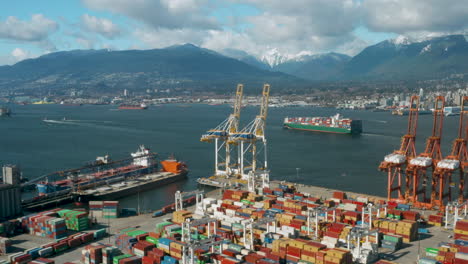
[356,196,368,203]
[234,202,244,207]
[133,248,145,257]
[203,198,216,205]
[455,252,468,260]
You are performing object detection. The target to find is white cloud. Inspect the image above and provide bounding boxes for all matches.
[134,27,206,48]
[362,0,468,35]
[82,0,468,60]
[0,14,58,42]
[81,0,218,29]
[76,37,95,49]
[0,48,38,65]
[11,48,31,61]
[81,14,121,38]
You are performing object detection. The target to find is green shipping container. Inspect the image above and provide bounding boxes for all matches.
[146,236,158,245]
[155,221,173,233]
[127,230,147,237]
[383,235,402,243]
[425,247,439,254]
[113,254,133,264]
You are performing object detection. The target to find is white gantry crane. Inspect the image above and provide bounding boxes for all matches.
[181,237,225,264]
[201,84,244,177]
[180,217,223,264]
[175,190,204,212]
[347,227,379,264]
[242,217,276,250]
[229,84,270,180]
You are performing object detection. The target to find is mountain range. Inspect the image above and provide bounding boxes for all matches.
[0,34,467,93]
[222,34,468,81]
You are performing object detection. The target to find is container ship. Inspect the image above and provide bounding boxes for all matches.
[283,114,362,134]
[33,145,187,202]
[118,103,148,110]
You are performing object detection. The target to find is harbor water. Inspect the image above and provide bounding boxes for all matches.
[0,104,460,211]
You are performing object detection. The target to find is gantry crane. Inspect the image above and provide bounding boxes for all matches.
[242,217,276,249]
[379,95,419,201]
[201,84,244,176]
[175,190,204,211]
[229,84,270,179]
[405,96,445,208]
[181,237,225,264]
[346,227,379,264]
[432,96,468,207]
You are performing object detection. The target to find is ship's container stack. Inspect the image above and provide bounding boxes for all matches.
[155,222,173,236]
[115,233,138,254]
[455,220,468,241]
[112,254,133,264]
[28,215,67,239]
[103,201,120,219]
[103,246,122,264]
[143,248,165,264]
[133,240,155,257]
[8,252,32,264]
[169,240,185,260]
[428,213,444,226]
[89,201,104,218]
[172,210,192,224]
[419,239,468,264]
[381,234,403,251]
[0,237,11,255]
[82,243,107,264]
[57,209,89,231]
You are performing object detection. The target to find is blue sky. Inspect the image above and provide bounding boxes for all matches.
[0,0,466,65]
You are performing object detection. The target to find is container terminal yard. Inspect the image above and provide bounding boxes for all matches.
[1,84,468,264]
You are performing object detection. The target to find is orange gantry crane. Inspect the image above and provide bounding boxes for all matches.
[379,95,420,201]
[432,96,468,207]
[405,96,445,208]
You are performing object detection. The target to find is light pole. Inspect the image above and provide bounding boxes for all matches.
[296,168,300,180]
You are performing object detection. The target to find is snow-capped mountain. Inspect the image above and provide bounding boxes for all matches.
[260,48,315,67]
[339,34,468,80]
[272,52,351,80]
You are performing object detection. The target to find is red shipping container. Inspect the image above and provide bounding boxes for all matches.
[221,257,239,264]
[287,246,301,257]
[142,256,158,264]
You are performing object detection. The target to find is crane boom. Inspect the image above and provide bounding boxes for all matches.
[201,84,243,141]
[406,96,445,206]
[399,95,419,158]
[230,84,244,133]
[450,96,468,159]
[424,96,445,159]
[200,85,244,177]
[380,95,420,201]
